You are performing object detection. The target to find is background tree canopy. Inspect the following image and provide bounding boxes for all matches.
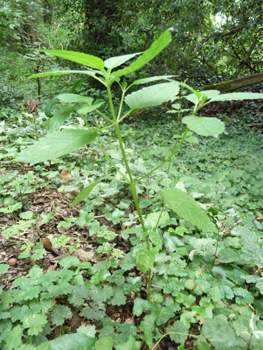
[58,0,263,86]
[0,0,262,88]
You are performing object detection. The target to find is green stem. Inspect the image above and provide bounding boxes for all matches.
[95,108,114,124]
[106,83,153,302]
[95,140,130,182]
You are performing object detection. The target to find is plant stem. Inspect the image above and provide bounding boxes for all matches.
[95,140,130,182]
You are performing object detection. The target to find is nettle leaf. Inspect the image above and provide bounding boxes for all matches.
[51,305,72,326]
[135,249,155,273]
[104,53,140,69]
[112,29,172,78]
[182,116,225,137]
[42,50,104,70]
[125,82,179,110]
[50,333,96,350]
[16,129,98,164]
[95,336,113,350]
[162,188,217,233]
[210,92,263,102]
[202,314,247,349]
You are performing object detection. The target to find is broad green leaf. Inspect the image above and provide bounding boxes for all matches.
[166,320,189,344]
[77,102,105,114]
[108,286,126,306]
[29,69,104,80]
[16,129,98,164]
[162,188,217,233]
[133,298,151,316]
[185,136,199,144]
[135,249,155,272]
[148,230,163,250]
[0,264,9,276]
[114,336,140,350]
[70,178,106,206]
[139,314,156,347]
[184,93,199,105]
[42,50,104,70]
[146,210,169,228]
[154,306,175,326]
[202,314,247,349]
[6,325,23,349]
[23,314,48,335]
[104,53,140,69]
[50,333,96,350]
[182,116,225,137]
[197,335,212,350]
[56,93,93,104]
[210,92,263,102]
[49,106,75,132]
[77,325,96,338]
[95,336,113,350]
[125,82,179,109]
[199,90,221,99]
[51,305,72,326]
[131,75,175,86]
[112,29,172,78]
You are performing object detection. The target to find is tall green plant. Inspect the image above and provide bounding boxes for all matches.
[16,28,263,301]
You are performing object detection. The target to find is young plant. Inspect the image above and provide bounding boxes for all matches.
[16,28,263,304]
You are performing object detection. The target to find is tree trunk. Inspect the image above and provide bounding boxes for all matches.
[200,72,263,92]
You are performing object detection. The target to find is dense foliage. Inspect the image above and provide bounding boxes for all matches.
[1,3,263,350]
